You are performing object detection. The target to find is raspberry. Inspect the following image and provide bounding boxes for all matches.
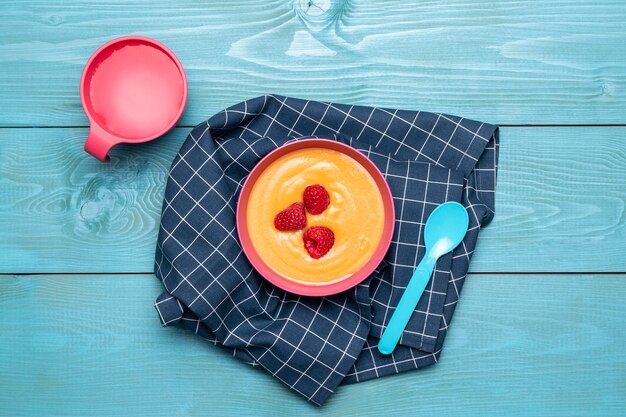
[303,184,330,215]
[303,226,335,259]
[274,202,307,231]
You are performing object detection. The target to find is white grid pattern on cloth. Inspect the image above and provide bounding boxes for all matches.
[154,95,498,405]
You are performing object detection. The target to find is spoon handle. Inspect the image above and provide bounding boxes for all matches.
[378,256,436,355]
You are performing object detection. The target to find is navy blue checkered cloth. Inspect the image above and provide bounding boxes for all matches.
[154,95,498,405]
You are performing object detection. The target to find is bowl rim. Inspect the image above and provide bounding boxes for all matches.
[236,138,395,296]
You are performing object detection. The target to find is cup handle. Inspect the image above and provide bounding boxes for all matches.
[84,125,118,162]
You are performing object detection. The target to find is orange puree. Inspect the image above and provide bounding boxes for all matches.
[246,147,385,284]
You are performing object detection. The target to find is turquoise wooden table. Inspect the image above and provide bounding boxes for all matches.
[1,1,625,416]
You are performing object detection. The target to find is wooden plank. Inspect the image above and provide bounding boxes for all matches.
[1,0,626,126]
[0,273,624,416]
[478,126,626,272]
[1,126,625,273]
[0,128,183,273]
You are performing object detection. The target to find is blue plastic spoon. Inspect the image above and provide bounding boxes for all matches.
[378,202,469,355]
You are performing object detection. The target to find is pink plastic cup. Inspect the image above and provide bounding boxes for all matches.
[80,36,187,161]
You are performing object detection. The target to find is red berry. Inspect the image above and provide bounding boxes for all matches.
[274,202,307,231]
[303,184,330,215]
[303,226,335,259]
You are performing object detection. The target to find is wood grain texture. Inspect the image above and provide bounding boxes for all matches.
[1,0,625,126]
[0,128,183,272]
[0,273,624,416]
[2,2,625,416]
[1,127,625,273]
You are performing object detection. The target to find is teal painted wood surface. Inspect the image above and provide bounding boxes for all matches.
[1,274,625,416]
[1,127,625,273]
[2,0,626,416]
[1,0,626,126]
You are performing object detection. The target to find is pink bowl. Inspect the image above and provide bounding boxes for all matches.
[236,139,395,297]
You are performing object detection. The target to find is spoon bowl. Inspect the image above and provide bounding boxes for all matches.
[425,202,470,258]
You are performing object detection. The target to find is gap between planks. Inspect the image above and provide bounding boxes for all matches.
[1,272,625,276]
[1,124,626,129]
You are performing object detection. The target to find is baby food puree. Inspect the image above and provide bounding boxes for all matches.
[246,147,385,284]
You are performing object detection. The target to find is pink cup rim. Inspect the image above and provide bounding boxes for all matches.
[236,139,395,297]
